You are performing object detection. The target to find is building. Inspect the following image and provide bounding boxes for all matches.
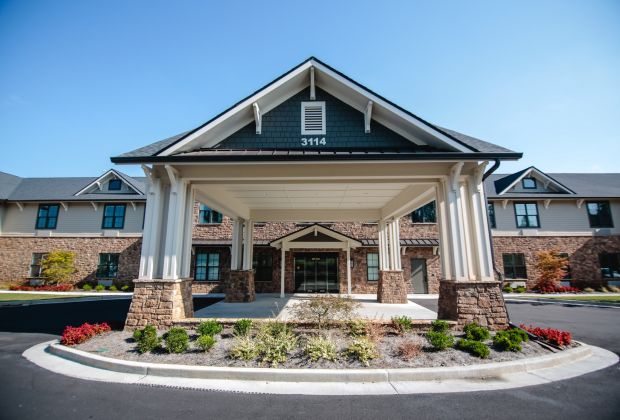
[1,58,618,327]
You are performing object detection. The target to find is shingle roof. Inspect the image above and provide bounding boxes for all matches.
[485,172,620,199]
[0,171,22,200]
[436,127,516,154]
[1,171,146,202]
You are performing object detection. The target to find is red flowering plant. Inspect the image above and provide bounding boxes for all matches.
[520,324,572,347]
[9,284,73,292]
[538,285,581,294]
[60,322,111,346]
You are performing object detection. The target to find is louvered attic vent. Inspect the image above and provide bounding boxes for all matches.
[301,101,326,135]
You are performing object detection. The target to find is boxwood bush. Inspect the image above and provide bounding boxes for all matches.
[233,319,253,337]
[133,324,161,354]
[493,328,529,352]
[196,334,216,352]
[463,322,490,341]
[197,319,223,337]
[164,327,189,354]
[426,330,454,350]
[456,338,490,358]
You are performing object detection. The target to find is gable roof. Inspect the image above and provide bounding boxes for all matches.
[112,57,520,163]
[493,166,575,196]
[0,171,22,200]
[485,169,620,199]
[1,170,146,202]
[74,169,143,196]
[270,223,362,248]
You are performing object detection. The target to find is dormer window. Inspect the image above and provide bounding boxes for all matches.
[522,178,537,189]
[108,179,122,191]
[301,101,326,135]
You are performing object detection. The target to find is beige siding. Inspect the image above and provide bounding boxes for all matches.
[1,202,144,236]
[491,199,620,235]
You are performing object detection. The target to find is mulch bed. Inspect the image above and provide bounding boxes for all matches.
[74,327,564,369]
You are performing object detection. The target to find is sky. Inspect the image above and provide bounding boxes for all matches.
[0,0,619,178]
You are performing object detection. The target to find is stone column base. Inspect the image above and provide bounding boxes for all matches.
[124,278,194,330]
[377,270,408,304]
[226,270,255,302]
[437,280,508,330]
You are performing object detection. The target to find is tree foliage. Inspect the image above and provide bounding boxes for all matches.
[534,251,568,290]
[41,250,76,284]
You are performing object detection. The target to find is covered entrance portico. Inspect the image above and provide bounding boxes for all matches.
[114,57,520,330]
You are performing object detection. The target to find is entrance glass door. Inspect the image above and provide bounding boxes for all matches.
[294,253,339,293]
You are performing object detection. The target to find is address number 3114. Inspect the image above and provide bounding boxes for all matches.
[301,137,326,146]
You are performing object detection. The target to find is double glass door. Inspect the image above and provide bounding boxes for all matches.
[294,253,339,293]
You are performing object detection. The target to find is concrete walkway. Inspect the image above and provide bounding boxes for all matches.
[193,293,438,320]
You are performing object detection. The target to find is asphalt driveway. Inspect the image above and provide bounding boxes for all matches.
[0,298,618,420]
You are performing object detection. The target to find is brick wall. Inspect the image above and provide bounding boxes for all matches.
[492,235,620,289]
[0,236,141,287]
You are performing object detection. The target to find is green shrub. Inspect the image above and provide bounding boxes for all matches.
[109,285,118,292]
[121,285,130,292]
[82,284,93,291]
[164,327,189,354]
[95,284,105,292]
[196,334,216,352]
[229,336,259,361]
[456,339,490,358]
[430,320,450,334]
[133,325,161,353]
[463,322,490,342]
[391,315,413,335]
[233,319,253,337]
[197,319,223,337]
[348,319,368,337]
[305,336,337,362]
[515,286,526,293]
[255,322,297,366]
[493,328,529,352]
[502,285,513,293]
[426,330,454,350]
[346,338,378,366]
[583,287,594,293]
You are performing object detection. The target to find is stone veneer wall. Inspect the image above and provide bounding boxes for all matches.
[225,270,255,302]
[437,280,508,330]
[492,235,620,289]
[377,270,408,303]
[125,279,193,329]
[0,236,141,287]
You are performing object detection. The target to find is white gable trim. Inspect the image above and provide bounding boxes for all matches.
[270,224,362,249]
[156,59,473,157]
[497,167,575,196]
[74,169,142,196]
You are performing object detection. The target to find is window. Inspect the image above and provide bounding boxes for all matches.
[97,253,119,278]
[35,204,59,229]
[29,253,47,277]
[558,252,571,279]
[198,204,222,224]
[108,179,122,191]
[502,253,527,279]
[367,253,379,281]
[102,204,126,229]
[586,201,613,228]
[253,252,273,282]
[301,101,326,135]
[522,177,537,189]
[195,251,220,281]
[487,202,496,229]
[599,253,620,279]
[411,201,436,223]
[514,202,540,228]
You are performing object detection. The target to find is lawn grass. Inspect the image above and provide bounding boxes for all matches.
[538,295,620,303]
[0,293,89,302]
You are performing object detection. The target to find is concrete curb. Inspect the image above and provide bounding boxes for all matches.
[48,340,591,383]
[23,340,618,395]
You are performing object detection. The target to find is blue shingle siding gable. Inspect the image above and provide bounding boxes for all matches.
[216,87,437,151]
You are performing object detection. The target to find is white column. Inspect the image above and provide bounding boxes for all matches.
[346,245,352,295]
[459,182,476,279]
[162,176,188,280]
[180,185,195,279]
[242,220,254,270]
[436,182,453,280]
[391,218,401,270]
[467,174,494,281]
[231,218,244,270]
[139,174,163,280]
[378,220,387,270]
[280,247,285,298]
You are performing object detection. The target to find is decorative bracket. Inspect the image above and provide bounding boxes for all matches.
[364,100,373,133]
[90,202,98,211]
[576,199,585,209]
[473,161,488,187]
[60,202,69,211]
[543,199,551,209]
[310,66,316,100]
[449,162,464,192]
[252,102,261,135]
[15,202,23,211]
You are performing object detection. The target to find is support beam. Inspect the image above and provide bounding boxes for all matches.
[162,169,188,280]
[364,100,373,133]
[252,102,261,135]
[194,187,251,220]
[310,66,315,100]
[139,171,164,280]
[250,208,380,222]
[280,247,285,298]
[346,245,352,295]
[242,220,254,270]
[378,220,388,270]
[231,218,244,270]
[381,183,436,219]
[180,185,195,279]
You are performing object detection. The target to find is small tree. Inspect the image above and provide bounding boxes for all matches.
[291,295,360,330]
[534,251,568,290]
[41,251,76,285]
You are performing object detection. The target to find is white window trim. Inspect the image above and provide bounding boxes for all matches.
[301,101,326,135]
